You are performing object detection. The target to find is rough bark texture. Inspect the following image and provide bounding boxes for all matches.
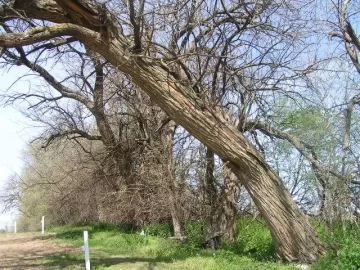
[165,122,185,238]
[221,166,240,241]
[204,155,240,249]
[0,0,327,261]
[204,149,220,249]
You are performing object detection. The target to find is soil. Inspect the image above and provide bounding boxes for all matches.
[0,233,79,270]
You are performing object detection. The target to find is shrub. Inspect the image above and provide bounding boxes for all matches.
[313,222,360,270]
[142,223,171,238]
[185,221,205,249]
[91,223,118,232]
[222,217,275,260]
[313,238,360,270]
[91,222,137,233]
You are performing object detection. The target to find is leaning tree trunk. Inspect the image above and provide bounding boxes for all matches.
[0,0,327,262]
[100,45,326,261]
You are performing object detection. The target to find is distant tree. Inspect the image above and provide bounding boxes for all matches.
[0,173,20,214]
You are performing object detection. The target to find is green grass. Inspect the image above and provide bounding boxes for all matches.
[40,218,360,270]
[42,221,299,270]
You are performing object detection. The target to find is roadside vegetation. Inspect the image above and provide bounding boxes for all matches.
[38,218,360,270]
[44,219,293,270]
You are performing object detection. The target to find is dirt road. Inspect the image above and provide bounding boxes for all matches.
[0,233,79,270]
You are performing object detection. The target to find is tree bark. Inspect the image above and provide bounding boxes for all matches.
[0,0,327,262]
[204,148,220,249]
[204,150,240,248]
[221,165,240,241]
[165,121,185,238]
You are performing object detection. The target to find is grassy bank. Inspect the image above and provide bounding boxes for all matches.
[40,218,360,269]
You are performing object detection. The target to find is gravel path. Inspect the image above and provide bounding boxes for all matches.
[0,233,79,269]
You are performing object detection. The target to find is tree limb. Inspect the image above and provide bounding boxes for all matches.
[0,23,91,47]
[244,120,350,183]
[42,129,101,148]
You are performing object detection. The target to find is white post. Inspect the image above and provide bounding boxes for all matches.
[14,221,16,233]
[83,231,90,270]
[41,216,44,234]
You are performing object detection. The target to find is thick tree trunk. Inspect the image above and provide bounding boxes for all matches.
[0,1,327,262]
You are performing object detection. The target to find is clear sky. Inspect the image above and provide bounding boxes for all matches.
[0,107,27,228]
[0,68,36,229]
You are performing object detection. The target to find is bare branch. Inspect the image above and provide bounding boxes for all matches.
[244,120,349,183]
[42,129,102,148]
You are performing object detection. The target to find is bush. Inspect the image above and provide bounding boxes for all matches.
[313,222,360,270]
[55,228,88,240]
[313,238,360,270]
[152,221,205,259]
[91,222,118,232]
[185,221,205,249]
[222,217,275,260]
[142,223,171,238]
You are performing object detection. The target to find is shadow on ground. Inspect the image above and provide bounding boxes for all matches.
[43,253,172,270]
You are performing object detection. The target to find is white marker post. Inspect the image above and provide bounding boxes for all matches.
[14,221,16,233]
[41,216,45,234]
[83,231,90,270]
